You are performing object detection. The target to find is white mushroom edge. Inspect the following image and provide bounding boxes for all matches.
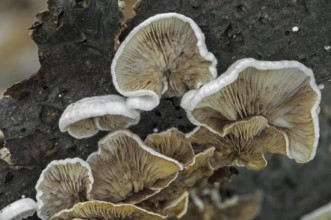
[0,198,37,220]
[58,94,141,139]
[181,58,321,162]
[111,12,217,111]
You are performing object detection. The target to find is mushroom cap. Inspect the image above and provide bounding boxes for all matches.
[59,95,140,139]
[144,128,195,164]
[111,12,217,111]
[219,191,263,220]
[35,158,94,220]
[87,130,182,204]
[0,198,37,220]
[50,201,166,220]
[187,116,288,170]
[181,58,321,163]
[140,147,214,213]
[164,191,189,218]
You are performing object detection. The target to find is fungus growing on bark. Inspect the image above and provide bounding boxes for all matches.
[163,191,189,218]
[111,12,217,111]
[0,198,37,220]
[35,158,94,219]
[144,128,194,165]
[50,201,165,220]
[58,95,140,139]
[187,117,288,170]
[87,130,182,204]
[181,58,321,163]
[140,147,214,216]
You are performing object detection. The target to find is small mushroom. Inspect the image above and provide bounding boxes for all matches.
[0,198,37,220]
[87,130,182,204]
[164,191,189,218]
[181,58,321,163]
[59,95,140,139]
[187,117,288,170]
[144,128,195,165]
[301,201,331,220]
[35,158,94,219]
[50,200,166,220]
[111,13,217,111]
[140,147,214,216]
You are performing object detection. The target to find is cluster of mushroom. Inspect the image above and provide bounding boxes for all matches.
[32,12,321,219]
[34,128,214,219]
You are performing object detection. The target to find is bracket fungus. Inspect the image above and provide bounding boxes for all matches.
[87,130,182,204]
[163,191,189,218]
[59,95,140,139]
[181,58,321,163]
[50,201,165,220]
[187,117,288,170]
[0,198,37,220]
[35,158,94,219]
[140,129,214,215]
[111,12,217,111]
[144,128,195,165]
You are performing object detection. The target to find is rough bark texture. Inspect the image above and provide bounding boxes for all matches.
[0,0,331,219]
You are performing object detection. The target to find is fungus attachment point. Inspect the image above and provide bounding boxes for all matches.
[182,58,321,163]
[111,13,217,111]
[35,158,94,219]
[87,130,182,204]
[59,95,140,139]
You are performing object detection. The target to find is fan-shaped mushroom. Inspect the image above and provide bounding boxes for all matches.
[111,13,217,111]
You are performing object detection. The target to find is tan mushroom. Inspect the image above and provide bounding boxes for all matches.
[144,128,194,165]
[35,158,94,220]
[181,58,321,163]
[164,191,189,218]
[140,147,214,216]
[184,190,263,220]
[111,13,217,111]
[50,201,165,220]
[87,130,182,204]
[59,95,140,139]
[187,116,288,170]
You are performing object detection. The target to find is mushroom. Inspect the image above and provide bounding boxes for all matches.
[144,128,195,165]
[87,130,182,204]
[186,189,263,220]
[164,191,189,218]
[111,12,217,111]
[301,201,331,220]
[187,116,288,170]
[0,198,37,220]
[50,200,166,220]
[35,158,94,220]
[181,58,321,163]
[140,147,214,216]
[59,95,140,139]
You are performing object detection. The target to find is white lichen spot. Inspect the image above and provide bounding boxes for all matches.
[324,45,331,51]
[292,26,299,32]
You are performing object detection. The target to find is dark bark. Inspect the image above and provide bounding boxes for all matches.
[0,0,331,219]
